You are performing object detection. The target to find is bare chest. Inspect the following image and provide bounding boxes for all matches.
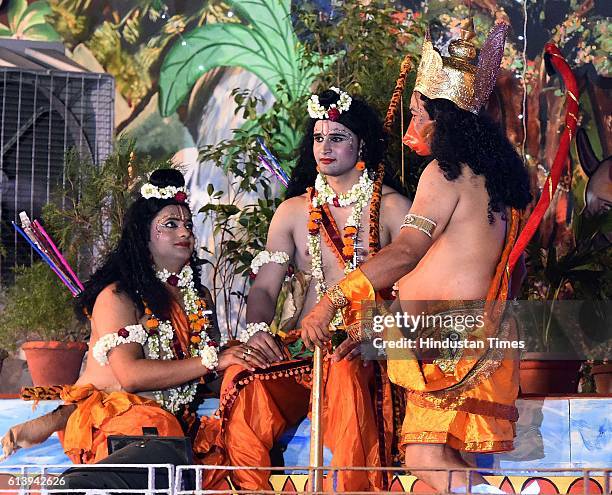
[292,202,375,283]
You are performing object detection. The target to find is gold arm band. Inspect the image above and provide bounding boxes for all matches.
[400,213,437,238]
[326,284,349,309]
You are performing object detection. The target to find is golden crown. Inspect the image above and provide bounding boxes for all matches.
[414,20,508,114]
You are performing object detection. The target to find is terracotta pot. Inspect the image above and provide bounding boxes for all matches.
[22,341,87,386]
[519,354,582,395]
[591,363,612,394]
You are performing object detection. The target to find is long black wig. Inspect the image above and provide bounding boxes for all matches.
[422,96,532,222]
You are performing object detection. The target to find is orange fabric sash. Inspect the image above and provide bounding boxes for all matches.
[169,298,191,358]
[337,268,376,340]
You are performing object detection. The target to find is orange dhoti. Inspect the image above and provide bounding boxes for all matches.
[386,305,519,453]
[213,354,393,492]
[20,383,224,486]
[58,384,185,464]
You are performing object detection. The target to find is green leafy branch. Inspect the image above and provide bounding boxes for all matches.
[42,138,167,270]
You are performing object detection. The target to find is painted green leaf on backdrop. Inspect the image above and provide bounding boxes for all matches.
[8,0,28,32]
[0,0,60,40]
[22,23,61,41]
[160,23,296,117]
[16,1,52,28]
[159,0,318,117]
[228,0,297,75]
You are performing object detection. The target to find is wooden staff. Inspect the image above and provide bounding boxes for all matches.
[309,345,324,492]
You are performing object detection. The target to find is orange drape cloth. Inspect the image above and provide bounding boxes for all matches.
[392,209,520,452]
[60,384,185,463]
[208,356,389,492]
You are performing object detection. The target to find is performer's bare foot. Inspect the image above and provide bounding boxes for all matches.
[405,443,489,493]
[1,427,18,461]
[1,419,52,460]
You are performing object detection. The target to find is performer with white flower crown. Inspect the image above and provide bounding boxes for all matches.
[211,88,412,492]
[1,169,269,478]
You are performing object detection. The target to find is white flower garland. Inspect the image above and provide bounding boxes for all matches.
[155,265,200,317]
[140,182,188,201]
[92,324,148,366]
[308,171,374,327]
[307,87,352,119]
[91,265,217,414]
[250,250,290,275]
[313,169,373,208]
[151,265,217,412]
[239,322,273,343]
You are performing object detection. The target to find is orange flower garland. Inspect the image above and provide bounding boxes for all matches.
[144,298,213,355]
[308,164,384,310]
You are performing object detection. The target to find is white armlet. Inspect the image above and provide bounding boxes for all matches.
[239,322,273,343]
[250,250,290,274]
[92,324,148,366]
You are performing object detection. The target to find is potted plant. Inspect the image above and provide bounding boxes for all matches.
[590,360,612,394]
[0,262,88,386]
[518,208,611,395]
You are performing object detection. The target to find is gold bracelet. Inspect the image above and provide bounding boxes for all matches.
[326,284,349,309]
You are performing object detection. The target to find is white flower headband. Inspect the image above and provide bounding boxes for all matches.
[307,87,352,121]
[140,182,189,203]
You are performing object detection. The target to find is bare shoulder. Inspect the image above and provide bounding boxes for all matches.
[92,283,140,328]
[409,160,460,235]
[264,194,308,254]
[95,283,134,305]
[275,194,309,217]
[380,185,412,212]
[421,159,447,181]
[270,194,309,232]
[418,160,460,191]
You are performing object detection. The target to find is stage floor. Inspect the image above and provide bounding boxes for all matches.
[1,397,610,493]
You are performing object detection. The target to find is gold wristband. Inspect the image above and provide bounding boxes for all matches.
[326,284,349,309]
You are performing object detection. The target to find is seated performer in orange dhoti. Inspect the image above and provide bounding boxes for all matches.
[301,21,533,494]
[1,169,267,476]
[212,88,412,492]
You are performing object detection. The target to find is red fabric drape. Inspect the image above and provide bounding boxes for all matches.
[507,43,579,273]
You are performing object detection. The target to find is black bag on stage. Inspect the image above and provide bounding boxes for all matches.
[57,434,194,492]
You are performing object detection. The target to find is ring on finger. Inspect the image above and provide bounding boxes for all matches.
[246,347,253,356]
[241,351,247,360]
